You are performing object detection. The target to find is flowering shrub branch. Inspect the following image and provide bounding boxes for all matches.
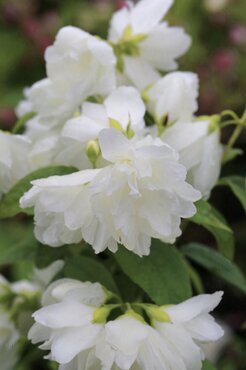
[0,0,245,369]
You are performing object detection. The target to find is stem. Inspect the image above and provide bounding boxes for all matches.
[220,110,239,121]
[222,125,244,163]
[222,110,246,163]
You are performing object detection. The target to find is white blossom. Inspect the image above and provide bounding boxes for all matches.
[0,130,32,198]
[153,292,224,370]
[56,86,146,169]
[20,129,200,255]
[28,26,116,127]
[108,0,191,90]
[84,129,200,255]
[28,279,107,365]
[145,72,222,198]
[20,170,100,247]
[29,284,223,370]
[146,71,199,124]
[161,121,223,198]
[97,292,224,370]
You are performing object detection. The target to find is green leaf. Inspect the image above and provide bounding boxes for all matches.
[218,176,246,212]
[202,360,217,370]
[0,221,38,265]
[182,243,246,294]
[0,166,77,219]
[64,256,119,295]
[12,112,36,134]
[222,147,243,164]
[190,200,234,260]
[114,240,192,305]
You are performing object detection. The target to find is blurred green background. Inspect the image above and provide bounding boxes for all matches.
[0,1,245,369]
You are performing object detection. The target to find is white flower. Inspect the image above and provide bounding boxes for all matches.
[144,71,222,198]
[85,129,200,255]
[146,72,199,124]
[20,169,100,247]
[30,284,223,370]
[28,279,107,365]
[45,26,116,95]
[0,131,31,198]
[161,121,223,198]
[96,314,182,370]
[21,129,200,255]
[28,26,116,127]
[97,292,223,370]
[153,291,224,370]
[56,86,145,169]
[108,0,191,90]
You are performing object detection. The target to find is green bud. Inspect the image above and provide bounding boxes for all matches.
[144,304,171,323]
[109,118,124,132]
[86,140,100,168]
[93,306,111,324]
[126,123,134,139]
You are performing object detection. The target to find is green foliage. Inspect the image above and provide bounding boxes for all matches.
[218,176,246,212]
[182,243,246,294]
[114,240,192,305]
[64,255,119,295]
[0,222,38,265]
[190,200,234,260]
[202,360,217,370]
[0,166,78,219]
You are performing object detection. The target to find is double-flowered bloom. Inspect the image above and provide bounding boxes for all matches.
[20,127,201,256]
[29,278,224,370]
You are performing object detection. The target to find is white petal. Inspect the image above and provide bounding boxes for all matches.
[31,169,99,188]
[28,323,51,344]
[185,313,224,342]
[108,7,130,42]
[105,316,148,356]
[124,56,161,90]
[131,0,173,34]
[33,301,94,328]
[165,291,224,323]
[140,24,191,71]
[62,116,104,143]
[148,72,199,122]
[104,86,145,131]
[51,324,102,364]
[191,130,223,199]
[99,128,131,163]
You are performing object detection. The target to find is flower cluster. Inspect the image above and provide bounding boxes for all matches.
[0,0,223,256]
[29,278,224,370]
[0,261,64,368]
[0,0,231,369]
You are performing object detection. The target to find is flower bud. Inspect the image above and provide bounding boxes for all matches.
[86,140,100,168]
[144,304,171,323]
